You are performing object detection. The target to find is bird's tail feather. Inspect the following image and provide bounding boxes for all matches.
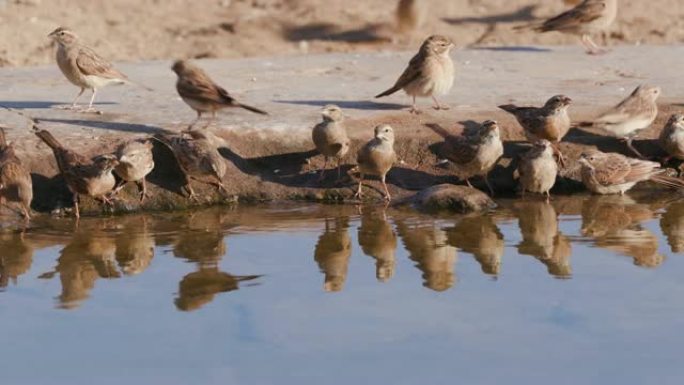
[497,104,518,114]
[376,86,401,99]
[35,130,64,151]
[650,174,684,190]
[237,103,268,115]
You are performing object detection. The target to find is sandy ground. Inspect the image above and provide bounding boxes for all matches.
[1,0,683,67]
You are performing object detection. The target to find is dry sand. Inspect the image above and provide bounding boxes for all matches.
[1,0,683,68]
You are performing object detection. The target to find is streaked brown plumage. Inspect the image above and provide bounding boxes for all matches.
[376,35,455,113]
[172,60,267,130]
[155,130,227,200]
[356,124,397,201]
[311,105,350,182]
[0,127,32,219]
[35,129,119,218]
[114,139,155,202]
[659,114,684,162]
[517,139,559,200]
[499,95,572,143]
[578,150,684,195]
[580,85,660,159]
[519,0,618,54]
[48,27,132,112]
[436,120,503,195]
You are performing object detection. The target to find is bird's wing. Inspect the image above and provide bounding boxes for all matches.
[592,153,632,185]
[444,135,479,165]
[76,46,128,80]
[538,1,606,31]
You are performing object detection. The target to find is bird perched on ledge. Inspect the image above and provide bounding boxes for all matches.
[114,139,155,202]
[35,129,119,218]
[312,105,350,182]
[499,94,572,165]
[376,35,454,114]
[48,27,139,113]
[659,114,684,165]
[172,60,268,131]
[578,150,684,195]
[356,124,397,201]
[516,0,618,55]
[517,139,559,200]
[0,127,33,219]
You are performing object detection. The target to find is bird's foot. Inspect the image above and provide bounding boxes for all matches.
[432,105,450,111]
[409,107,423,115]
[56,104,80,111]
[79,107,103,115]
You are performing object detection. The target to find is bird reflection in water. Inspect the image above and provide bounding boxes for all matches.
[445,214,504,277]
[514,200,572,278]
[357,206,397,283]
[115,215,155,276]
[314,217,352,292]
[660,200,684,253]
[172,210,260,311]
[581,196,664,268]
[396,219,457,292]
[0,229,33,289]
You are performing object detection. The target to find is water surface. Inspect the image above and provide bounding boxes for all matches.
[1,195,683,385]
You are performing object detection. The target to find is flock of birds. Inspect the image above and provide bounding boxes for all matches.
[1,0,684,221]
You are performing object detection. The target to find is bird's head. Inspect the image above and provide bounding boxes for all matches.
[321,105,343,122]
[633,84,661,102]
[422,35,454,56]
[48,27,78,46]
[544,95,572,111]
[374,124,395,143]
[479,120,500,139]
[94,154,120,172]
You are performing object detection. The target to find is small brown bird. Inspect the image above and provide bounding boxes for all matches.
[171,60,267,130]
[48,27,134,112]
[436,120,503,195]
[396,0,426,33]
[658,114,684,163]
[581,85,661,159]
[155,130,227,200]
[519,0,618,55]
[356,124,397,201]
[578,150,684,195]
[517,139,559,200]
[0,127,33,219]
[499,94,572,164]
[113,139,155,202]
[376,35,455,113]
[35,129,119,218]
[311,105,350,182]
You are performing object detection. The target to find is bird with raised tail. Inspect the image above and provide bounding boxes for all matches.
[517,0,618,55]
[376,35,454,114]
[356,124,397,201]
[311,105,350,182]
[48,27,142,113]
[172,60,268,131]
[517,139,559,200]
[579,85,660,159]
[578,150,684,195]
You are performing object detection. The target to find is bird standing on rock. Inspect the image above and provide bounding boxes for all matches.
[35,129,119,218]
[48,27,136,113]
[499,94,572,165]
[517,139,559,200]
[311,105,350,182]
[435,120,503,195]
[114,139,155,202]
[579,85,660,159]
[356,124,397,201]
[0,127,33,219]
[658,114,684,165]
[172,60,268,131]
[376,35,455,114]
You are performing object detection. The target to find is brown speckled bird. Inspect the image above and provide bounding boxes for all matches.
[0,127,33,219]
[517,139,559,200]
[659,114,684,164]
[114,139,155,202]
[376,35,455,113]
[499,94,572,164]
[156,130,227,200]
[172,60,267,130]
[35,129,119,218]
[436,120,503,195]
[356,124,397,201]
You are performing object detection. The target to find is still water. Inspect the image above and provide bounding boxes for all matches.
[1,195,683,385]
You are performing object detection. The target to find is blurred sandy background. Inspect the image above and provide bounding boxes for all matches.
[0,0,682,67]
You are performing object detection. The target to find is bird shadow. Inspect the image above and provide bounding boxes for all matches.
[146,140,191,196]
[443,5,539,25]
[0,101,115,109]
[564,127,665,158]
[283,23,390,43]
[37,118,172,135]
[274,99,406,111]
[470,46,552,53]
[29,173,73,213]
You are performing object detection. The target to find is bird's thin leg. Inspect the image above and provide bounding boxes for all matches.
[583,35,608,55]
[432,96,449,111]
[355,174,364,199]
[381,175,391,202]
[64,88,85,110]
[318,157,328,182]
[626,137,647,159]
[409,96,421,114]
[136,179,147,203]
[187,111,202,131]
[21,204,31,220]
[465,178,473,188]
[73,193,80,219]
[81,89,100,113]
[545,190,551,203]
[202,110,216,130]
[336,158,343,181]
[484,175,494,196]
